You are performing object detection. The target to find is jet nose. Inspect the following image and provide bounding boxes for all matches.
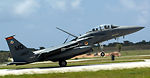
[135,26,144,30]
[122,26,144,34]
[130,26,144,32]
[118,26,144,35]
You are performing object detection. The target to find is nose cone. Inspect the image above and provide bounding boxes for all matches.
[120,26,144,31]
[128,26,144,32]
[118,26,144,36]
[133,26,144,31]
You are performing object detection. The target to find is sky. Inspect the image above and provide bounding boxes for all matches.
[0,0,150,50]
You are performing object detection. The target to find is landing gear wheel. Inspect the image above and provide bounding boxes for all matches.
[101,52,105,57]
[59,60,67,67]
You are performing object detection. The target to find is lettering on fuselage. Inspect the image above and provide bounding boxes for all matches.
[14,44,24,51]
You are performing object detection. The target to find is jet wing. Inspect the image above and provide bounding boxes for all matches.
[34,40,79,55]
[33,40,80,61]
[34,36,93,54]
[33,36,94,60]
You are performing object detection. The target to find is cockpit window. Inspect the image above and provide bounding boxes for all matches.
[104,25,110,29]
[100,24,118,30]
[96,28,98,31]
[111,25,118,29]
[88,24,119,33]
[92,28,95,31]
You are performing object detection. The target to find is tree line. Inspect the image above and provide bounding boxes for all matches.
[105,40,150,47]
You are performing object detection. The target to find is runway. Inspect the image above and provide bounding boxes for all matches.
[0,59,150,76]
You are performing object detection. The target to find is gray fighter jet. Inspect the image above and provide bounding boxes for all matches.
[5,24,144,67]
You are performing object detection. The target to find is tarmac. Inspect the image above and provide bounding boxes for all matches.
[0,59,150,76]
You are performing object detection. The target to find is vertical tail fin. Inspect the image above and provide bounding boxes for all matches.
[5,36,35,63]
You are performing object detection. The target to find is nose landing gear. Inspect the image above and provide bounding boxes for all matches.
[100,51,105,57]
[97,43,105,57]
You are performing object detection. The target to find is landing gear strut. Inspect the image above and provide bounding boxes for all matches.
[97,43,105,57]
[59,60,67,67]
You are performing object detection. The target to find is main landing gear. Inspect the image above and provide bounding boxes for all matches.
[59,60,67,67]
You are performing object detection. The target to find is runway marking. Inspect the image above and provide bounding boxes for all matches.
[0,60,150,76]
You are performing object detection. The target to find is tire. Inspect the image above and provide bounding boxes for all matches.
[59,60,67,67]
[101,52,105,57]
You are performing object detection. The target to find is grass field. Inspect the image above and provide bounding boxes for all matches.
[1,67,150,78]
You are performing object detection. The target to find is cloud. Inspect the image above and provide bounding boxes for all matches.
[71,0,81,9]
[14,0,39,16]
[48,0,67,11]
[120,0,136,9]
[119,0,150,25]
[0,0,82,17]
[46,0,82,11]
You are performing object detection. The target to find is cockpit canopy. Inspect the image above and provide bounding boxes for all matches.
[90,24,119,32]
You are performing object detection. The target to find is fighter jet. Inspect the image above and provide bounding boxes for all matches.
[5,24,144,67]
